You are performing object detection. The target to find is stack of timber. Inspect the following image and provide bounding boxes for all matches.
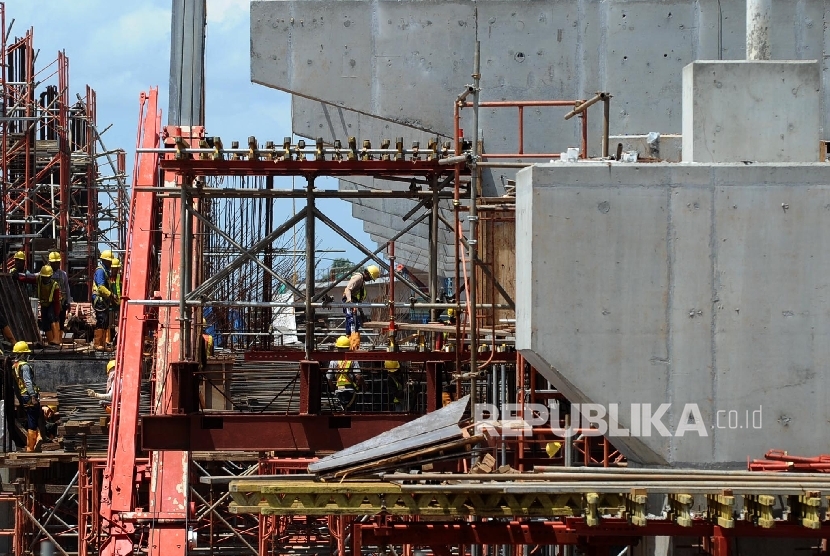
[57,382,151,452]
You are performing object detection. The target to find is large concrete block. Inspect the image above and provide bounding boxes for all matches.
[682,61,821,163]
[516,162,830,466]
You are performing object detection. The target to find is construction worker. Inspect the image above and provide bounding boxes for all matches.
[48,251,72,338]
[342,265,380,349]
[111,257,122,298]
[91,250,114,351]
[384,360,407,412]
[326,335,362,410]
[11,341,41,452]
[18,265,62,346]
[107,257,122,346]
[87,359,116,413]
[10,251,35,297]
[0,308,16,348]
[40,404,59,442]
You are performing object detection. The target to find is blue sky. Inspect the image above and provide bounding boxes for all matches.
[6,0,373,266]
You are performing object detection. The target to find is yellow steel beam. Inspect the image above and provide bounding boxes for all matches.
[228,480,625,518]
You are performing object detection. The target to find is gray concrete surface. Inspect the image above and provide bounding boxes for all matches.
[254,0,830,274]
[682,61,821,162]
[32,356,109,392]
[609,134,682,162]
[516,162,830,466]
[252,0,830,146]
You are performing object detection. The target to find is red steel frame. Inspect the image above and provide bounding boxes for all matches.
[0,3,102,299]
[92,87,830,556]
[99,88,161,556]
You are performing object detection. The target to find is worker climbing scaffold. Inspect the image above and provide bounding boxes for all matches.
[342,265,380,349]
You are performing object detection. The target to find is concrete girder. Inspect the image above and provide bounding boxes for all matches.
[292,96,450,150]
[349,202,456,255]
[361,221,454,266]
[348,200,455,245]
[360,224,455,274]
[252,0,830,158]
[516,162,830,467]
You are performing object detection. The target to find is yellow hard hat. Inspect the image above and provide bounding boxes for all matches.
[366,265,380,280]
[13,251,25,261]
[39,265,53,278]
[545,441,563,458]
[384,360,400,371]
[111,258,121,268]
[100,250,114,262]
[335,335,350,349]
[447,308,456,317]
[107,360,116,373]
[13,341,30,354]
[48,251,61,263]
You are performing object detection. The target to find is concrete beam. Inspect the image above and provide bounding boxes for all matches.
[253,0,830,154]
[516,162,830,466]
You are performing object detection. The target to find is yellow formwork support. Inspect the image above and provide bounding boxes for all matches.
[625,489,647,527]
[228,480,627,518]
[585,493,599,527]
[744,494,775,528]
[789,492,822,530]
[668,494,693,527]
[706,493,735,528]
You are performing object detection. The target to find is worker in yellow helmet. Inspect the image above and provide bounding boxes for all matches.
[10,251,27,275]
[18,265,62,347]
[10,250,35,297]
[342,265,380,349]
[384,360,408,412]
[40,403,60,441]
[91,250,114,351]
[326,335,362,410]
[87,359,116,414]
[48,251,72,341]
[11,341,41,452]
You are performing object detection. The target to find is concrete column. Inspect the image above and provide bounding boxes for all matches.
[746,0,771,60]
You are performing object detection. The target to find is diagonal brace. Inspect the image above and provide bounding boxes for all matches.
[314,208,429,299]
[313,211,430,302]
[188,208,307,300]
[186,205,304,299]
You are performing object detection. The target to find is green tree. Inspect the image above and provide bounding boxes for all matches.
[330,258,355,281]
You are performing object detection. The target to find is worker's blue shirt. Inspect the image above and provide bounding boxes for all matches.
[93,266,109,290]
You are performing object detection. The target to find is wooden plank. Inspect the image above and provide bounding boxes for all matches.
[308,395,469,474]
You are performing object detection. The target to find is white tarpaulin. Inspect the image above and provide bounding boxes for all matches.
[272,292,298,345]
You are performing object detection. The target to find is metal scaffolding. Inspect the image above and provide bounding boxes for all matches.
[0,2,128,301]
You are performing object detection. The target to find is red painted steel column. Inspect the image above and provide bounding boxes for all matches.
[351,522,363,556]
[704,527,732,556]
[300,360,322,415]
[425,361,442,412]
[100,89,160,556]
[146,125,203,556]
